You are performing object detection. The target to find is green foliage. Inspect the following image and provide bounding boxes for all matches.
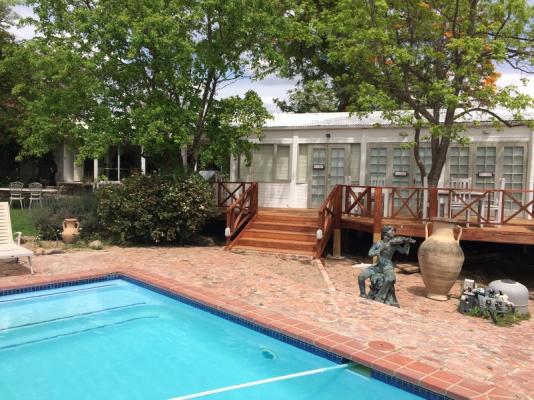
[278,0,534,185]
[96,174,215,244]
[0,1,23,147]
[29,195,99,241]
[274,80,340,112]
[467,306,531,327]
[9,0,279,171]
[10,209,38,236]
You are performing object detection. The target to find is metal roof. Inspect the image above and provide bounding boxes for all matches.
[264,109,534,129]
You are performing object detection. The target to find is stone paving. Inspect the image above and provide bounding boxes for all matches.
[1,246,533,399]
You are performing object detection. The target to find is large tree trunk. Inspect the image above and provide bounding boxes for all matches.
[427,140,450,187]
[413,125,426,186]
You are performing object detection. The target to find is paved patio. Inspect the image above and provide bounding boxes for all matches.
[1,246,532,399]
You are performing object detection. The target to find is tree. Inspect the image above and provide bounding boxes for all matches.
[13,0,279,172]
[278,0,534,186]
[274,79,341,112]
[0,0,21,146]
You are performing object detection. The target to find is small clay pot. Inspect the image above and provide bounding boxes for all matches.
[62,218,80,244]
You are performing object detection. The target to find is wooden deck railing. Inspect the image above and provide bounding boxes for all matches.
[225,182,258,242]
[316,185,341,258]
[338,184,534,226]
[214,181,254,208]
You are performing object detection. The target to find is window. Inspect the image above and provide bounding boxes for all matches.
[475,146,496,189]
[238,154,251,181]
[251,144,290,182]
[449,147,469,180]
[368,147,387,183]
[503,146,525,190]
[503,146,525,210]
[414,146,432,186]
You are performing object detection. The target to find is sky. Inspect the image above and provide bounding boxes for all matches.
[8,5,532,113]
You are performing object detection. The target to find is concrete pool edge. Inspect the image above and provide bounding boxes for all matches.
[0,268,507,400]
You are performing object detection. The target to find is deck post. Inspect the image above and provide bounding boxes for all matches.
[372,187,383,263]
[333,186,342,258]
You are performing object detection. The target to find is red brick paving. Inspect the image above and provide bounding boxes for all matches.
[0,247,532,399]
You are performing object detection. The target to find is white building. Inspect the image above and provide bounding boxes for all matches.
[230,110,534,209]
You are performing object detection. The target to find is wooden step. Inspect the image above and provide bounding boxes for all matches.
[230,245,315,258]
[241,229,316,242]
[250,221,317,233]
[255,214,318,224]
[235,237,316,252]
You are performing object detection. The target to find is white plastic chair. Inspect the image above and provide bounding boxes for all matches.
[449,178,472,221]
[370,176,386,187]
[0,202,34,274]
[9,181,24,209]
[369,176,389,217]
[28,182,43,208]
[481,178,505,224]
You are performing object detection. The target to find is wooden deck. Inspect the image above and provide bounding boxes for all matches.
[342,215,534,245]
[214,182,534,258]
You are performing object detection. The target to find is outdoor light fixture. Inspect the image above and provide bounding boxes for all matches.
[316,229,323,240]
[399,131,409,137]
[225,227,231,237]
[326,133,331,139]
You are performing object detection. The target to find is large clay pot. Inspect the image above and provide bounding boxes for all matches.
[62,218,80,244]
[418,221,464,301]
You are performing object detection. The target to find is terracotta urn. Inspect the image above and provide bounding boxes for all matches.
[62,218,80,244]
[418,221,464,301]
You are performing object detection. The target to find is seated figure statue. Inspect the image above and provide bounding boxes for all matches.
[357,225,414,307]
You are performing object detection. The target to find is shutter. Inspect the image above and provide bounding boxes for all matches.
[275,145,290,180]
[252,145,274,181]
[297,144,308,183]
[350,144,360,184]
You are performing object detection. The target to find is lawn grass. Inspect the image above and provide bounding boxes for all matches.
[10,209,38,236]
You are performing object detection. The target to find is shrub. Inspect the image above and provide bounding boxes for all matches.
[96,174,215,244]
[30,194,99,241]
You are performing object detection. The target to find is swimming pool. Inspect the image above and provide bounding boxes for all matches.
[0,278,435,399]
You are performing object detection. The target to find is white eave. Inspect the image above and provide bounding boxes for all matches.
[264,109,534,129]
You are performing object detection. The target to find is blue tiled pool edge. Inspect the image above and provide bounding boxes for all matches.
[0,273,450,400]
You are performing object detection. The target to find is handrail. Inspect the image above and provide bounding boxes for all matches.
[315,185,341,258]
[214,181,254,208]
[338,184,534,226]
[225,182,258,242]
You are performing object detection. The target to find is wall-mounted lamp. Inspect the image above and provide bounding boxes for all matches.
[482,130,490,135]
[398,131,409,137]
[325,133,331,139]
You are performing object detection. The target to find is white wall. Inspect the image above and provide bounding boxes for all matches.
[232,124,534,209]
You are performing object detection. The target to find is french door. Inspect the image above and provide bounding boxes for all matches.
[308,145,349,208]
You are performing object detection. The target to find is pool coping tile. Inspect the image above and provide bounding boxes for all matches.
[0,268,507,400]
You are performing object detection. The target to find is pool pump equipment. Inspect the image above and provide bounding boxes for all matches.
[459,280,517,324]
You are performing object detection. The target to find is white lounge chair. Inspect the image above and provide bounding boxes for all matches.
[0,202,34,274]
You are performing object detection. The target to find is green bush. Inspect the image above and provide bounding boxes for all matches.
[30,194,99,241]
[96,174,215,244]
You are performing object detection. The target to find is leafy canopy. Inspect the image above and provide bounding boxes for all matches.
[278,0,534,185]
[13,0,280,171]
[274,79,341,112]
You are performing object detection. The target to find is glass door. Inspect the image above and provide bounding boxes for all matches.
[309,145,348,208]
[328,147,346,190]
[310,146,328,208]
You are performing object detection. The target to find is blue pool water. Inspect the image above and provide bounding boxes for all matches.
[0,279,424,399]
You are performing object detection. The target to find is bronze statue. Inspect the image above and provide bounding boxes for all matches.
[357,225,414,307]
